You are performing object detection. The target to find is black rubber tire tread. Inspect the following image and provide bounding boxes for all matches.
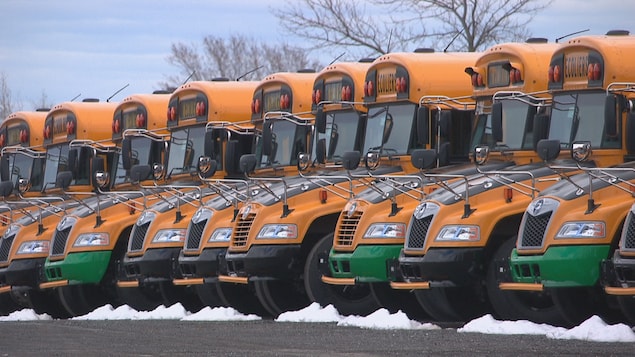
[304,234,379,316]
[370,282,429,320]
[216,283,270,317]
[254,279,310,318]
[485,237,564,326]
[57,284,109,317]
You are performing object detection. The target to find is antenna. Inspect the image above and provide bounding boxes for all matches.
[387,29,393,53]
[555,29,590,43]
[106,84,129,102]
[182,71,196,85]
[70,94,81,102]
[328,53,346,66]
[236,65,264,81]
[444,30,464,52]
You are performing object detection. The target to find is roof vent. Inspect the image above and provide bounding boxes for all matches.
[35,108,50,112]
[297,68,316,73]
[82,98,99,103]
[414,48,435,53]
[359,58,375,63]
[211,77,230,82]
[152,89,173,94]
[526,37,548,44]
[606,30,629,36]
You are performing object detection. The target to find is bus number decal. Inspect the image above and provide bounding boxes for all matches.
[377,69,396,96]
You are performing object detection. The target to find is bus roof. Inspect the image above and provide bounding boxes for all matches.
[115,92,172,136]
[44,101,118,146]
[1,110,48,149]
[314,60,373,113]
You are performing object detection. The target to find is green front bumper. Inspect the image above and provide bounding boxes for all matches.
[510,245,611,287]
[44,251,112,285]
[329,244,402,283]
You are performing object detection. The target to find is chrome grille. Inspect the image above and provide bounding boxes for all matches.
[129,222,150,252]
[51,228,70,256]
[0,234,15,262]
[186,219,207,250]
[232,213,255,248]
[336,210,362,246]
[518,212,552,249]
[623,211,635,250]
[405,216,432,249]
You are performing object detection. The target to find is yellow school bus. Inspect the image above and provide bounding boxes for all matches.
[0,99,117,317]
[321,43,560,317]
[220,52,480,318]
[496,31,635,327]
[111,80,259,314]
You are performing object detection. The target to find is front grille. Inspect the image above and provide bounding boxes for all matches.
[51,228,71,256]
[185,219,207,250]
[623,211,635,250]
[405,216,432,249]
[232,213,255,248]
[129,222,150,252]
[0,235,15,262]
[518,212,552,249]
[336,210,362,246]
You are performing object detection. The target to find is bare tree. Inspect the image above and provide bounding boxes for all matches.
[271,0,428,58]
[161,34,323,89]
[0,72,16,120]
[271,0,551,55]
[31,90,53,111]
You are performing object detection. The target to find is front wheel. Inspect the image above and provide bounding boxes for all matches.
[486,237,563,325]
[57,284,109,317]
[304,234,379,316]
[370,282,428,320]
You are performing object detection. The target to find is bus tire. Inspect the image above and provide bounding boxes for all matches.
[0,291,21,316]
[254,279,309,318]
[304,234,379,316]
[617,295,635,325]
[370,282,429,320]
[195,283,228,308]
[12,289,71,319]
[159,282,203,313]
[413,286,485,323]
[57,284,109,317]
[216,282,270,317]
[486,237,563,325]
[116,284,163,312]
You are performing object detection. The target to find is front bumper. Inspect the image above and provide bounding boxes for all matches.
[122,247,181,281]
[224,244,302,280]
[328,244,402,283]
[44,251,112,285]
[510,245,611,288]
[0,257,46,287]
[178,247,227,280]
[397,247,485,287]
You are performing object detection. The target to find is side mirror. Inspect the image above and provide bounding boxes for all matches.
[364,151,380,170]
[94,172,110,189]
[627,112,635,152]
[91,156,105,189]
[239,154,257,175]
[152,163,165,181]
[297,153,310,172]
[204,130,215,158]
[67,148,78,178]
[438,111,452,138]
[225,140,239,174]
[382,115,393,145]
[316,138,326,164]
[416,106,430,145]
[55,171,73,190]
[122,137,132,170]
[571,141,592,163]
[491,102,503,143]
[316,107,326,134]
[198,156,217,178]
[17,178,30,194]
[438,142,450,166]
[130,165,151,183]
[410,149,437,170]
[536,139,561,162]
[0,180,14,197]
[0,156,9,182]
[532,113,550,150]
[342,151,361,171]
[262,122,273,156]
[604,94,618,137]
[474,146,490,165]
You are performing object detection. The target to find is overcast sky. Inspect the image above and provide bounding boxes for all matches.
[1,0,634,109]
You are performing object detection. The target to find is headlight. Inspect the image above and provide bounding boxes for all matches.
[152,229,186,243]
[137,211,157,226]
[364,223,406,239]
[256,224,298,239]
[556,222,605,239]
[4,224,20,238]
[74,233,110,247]
[435,225,480,241]
[16,240,50,254]
[209,228,232,242]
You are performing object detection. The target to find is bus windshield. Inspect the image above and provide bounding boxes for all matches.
[113,136,158,185]
[7,152,45,191]
[549,92,612,149]
[42,143,70,190]
[259,120,308,168]
[364,103,415,155]
[470,99,536,151]
[317,109,361,162]
[167,125,205,177]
